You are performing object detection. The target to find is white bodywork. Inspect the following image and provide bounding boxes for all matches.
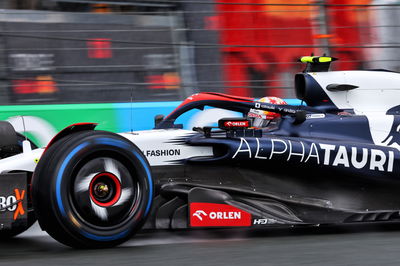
[0,140,44,174]
[310,71,400,148]
[0,129,212,174]
[310,71,400,114]
[119,129,213,166]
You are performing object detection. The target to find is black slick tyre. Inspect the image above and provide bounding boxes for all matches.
[32,130,153,248]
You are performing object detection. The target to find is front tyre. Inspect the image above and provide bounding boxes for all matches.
[32,131,153,248]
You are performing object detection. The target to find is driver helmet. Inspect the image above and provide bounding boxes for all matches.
[248,96,287,128]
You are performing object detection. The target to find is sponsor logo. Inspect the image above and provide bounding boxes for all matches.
[192,210,207,221]
[233,138,395,172]
[190,203,251,227]
[382,116,400,147]
[306,113,326,119]
[247,112,264,119]
[253,218,278,225]
[224,121,249,127]
[254,103,297,114]
[0,189,25,220]
[145,149,181,157]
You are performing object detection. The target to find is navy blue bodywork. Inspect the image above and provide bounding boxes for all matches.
[147,91,400,229]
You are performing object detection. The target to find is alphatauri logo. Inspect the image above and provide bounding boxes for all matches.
[382,115,400,147]
[190,203,251,227]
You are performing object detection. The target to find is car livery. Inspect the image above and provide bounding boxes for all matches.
[0,56,399,248]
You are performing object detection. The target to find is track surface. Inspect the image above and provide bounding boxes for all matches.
[1,222,400,265]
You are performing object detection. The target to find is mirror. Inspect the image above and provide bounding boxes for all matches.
[154,114,165,127]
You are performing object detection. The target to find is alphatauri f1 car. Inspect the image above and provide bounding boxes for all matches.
[0,56,400,248]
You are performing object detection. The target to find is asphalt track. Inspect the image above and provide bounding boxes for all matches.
[1,222,400,266]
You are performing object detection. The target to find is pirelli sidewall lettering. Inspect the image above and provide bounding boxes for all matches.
[232,137,397,173]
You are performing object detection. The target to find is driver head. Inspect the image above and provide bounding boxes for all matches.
[248,97,287,128]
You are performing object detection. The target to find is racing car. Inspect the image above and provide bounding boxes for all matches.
[0,56,399,248]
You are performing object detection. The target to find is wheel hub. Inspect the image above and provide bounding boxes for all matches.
[72,157,139,227]
[89,172,121,207]
[94,183,110,198]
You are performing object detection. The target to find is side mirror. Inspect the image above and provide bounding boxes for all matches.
[293,111,307,125]
[154,114,165,127]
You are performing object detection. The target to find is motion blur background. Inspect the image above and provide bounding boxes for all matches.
[0,0,399,105]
